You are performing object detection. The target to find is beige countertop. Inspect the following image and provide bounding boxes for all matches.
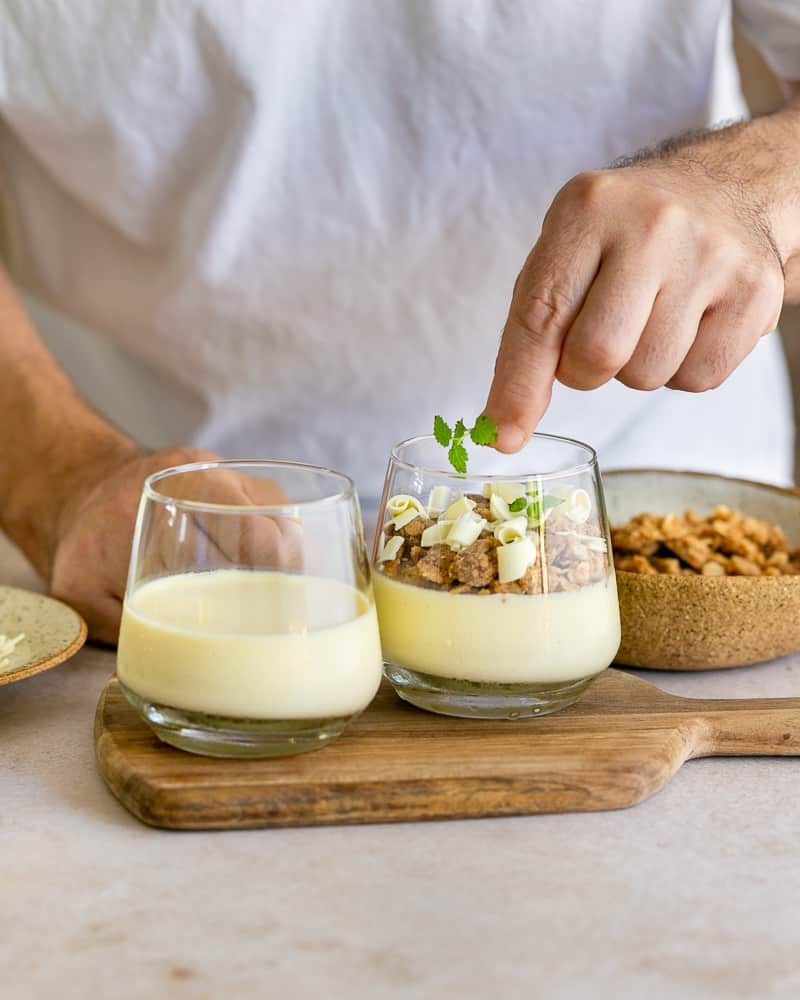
[2,532,800,1000]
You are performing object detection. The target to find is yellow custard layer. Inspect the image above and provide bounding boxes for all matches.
[373,571,620,684]
[117,570,383,719]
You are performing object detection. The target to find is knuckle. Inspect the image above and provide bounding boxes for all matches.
[559,171,614,212]
[669,372,701,393]
[576,335,628,376]
[557,339,626,390]
[617,367,664,392]
[514,284,576,342]
[671,367,719,393]
[734,259,771,295]
[556,366,608,391]
[715,246,782,300]
[698,232,734,272]
[642,197,687,241]
[753,265,784,311]
[724,265,781,330]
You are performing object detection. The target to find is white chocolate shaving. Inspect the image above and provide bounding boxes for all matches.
[565,488,592,523]
[446,512,486,550]
[378,536,404,563]
[386,494,426,519]
[494,515,529,545]
[421,521,453,547]
[483,482,526,504]
[489,494,512,522]
[426,485,452,517]
[392,508,421,531]
[497,537,537,584]
[444,495,477,521]
[0,633,25,671]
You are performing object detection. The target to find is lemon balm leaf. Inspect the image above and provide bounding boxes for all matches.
[528,494,564,523]
[470,415,498,446]
[448,441,469,474]
[433,415,452,447]
[434,413,498,473]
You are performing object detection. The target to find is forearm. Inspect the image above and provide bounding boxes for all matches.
[0,267,137,575]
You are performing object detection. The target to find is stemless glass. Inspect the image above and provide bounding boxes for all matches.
[372,434,621,719]
[117,461,383,758]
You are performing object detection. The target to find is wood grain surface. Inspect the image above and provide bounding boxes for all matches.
[94,670,800,831]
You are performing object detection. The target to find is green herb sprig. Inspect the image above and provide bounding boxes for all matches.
[434,414,498,473]
[509,491,564,524]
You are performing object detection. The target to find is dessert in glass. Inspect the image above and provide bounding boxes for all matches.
[372,434,621,718]
[117,460,383,757]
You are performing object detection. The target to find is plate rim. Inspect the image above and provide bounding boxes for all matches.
[0,586,88,687]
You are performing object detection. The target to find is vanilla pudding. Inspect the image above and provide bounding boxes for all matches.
[374,434,619,717]
[374,570,620,684]
[117,570,383,720]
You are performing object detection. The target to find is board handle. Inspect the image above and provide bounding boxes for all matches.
[684,698,800,757]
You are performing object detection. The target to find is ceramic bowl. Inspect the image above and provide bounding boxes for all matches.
[604,469,800,670]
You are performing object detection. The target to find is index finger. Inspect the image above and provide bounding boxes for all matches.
[484,228,601,451]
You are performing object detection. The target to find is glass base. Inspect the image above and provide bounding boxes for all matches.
[383,664,599,720]
[119,681,357,759]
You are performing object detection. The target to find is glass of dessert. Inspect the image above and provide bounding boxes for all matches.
[117,460,383,757]
[372,433,620,718]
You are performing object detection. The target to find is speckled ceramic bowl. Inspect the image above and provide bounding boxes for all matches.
[604,469,800,670]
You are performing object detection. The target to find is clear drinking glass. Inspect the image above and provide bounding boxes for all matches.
[372,434,621,719]
[117,461,383,758]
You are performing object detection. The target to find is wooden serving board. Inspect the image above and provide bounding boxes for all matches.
[95,670,800,831]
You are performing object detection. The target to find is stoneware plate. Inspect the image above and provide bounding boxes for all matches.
[604,469,800,671]
[0,586,87,686]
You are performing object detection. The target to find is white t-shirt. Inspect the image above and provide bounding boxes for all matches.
[1,0,799,503]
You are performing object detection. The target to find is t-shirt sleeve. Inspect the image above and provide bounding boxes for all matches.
[734,0,800,82]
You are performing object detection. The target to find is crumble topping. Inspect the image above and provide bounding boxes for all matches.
[612,505,800,577]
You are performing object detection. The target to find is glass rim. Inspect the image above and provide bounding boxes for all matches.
[389,432,598,481]
[143,459,356,514]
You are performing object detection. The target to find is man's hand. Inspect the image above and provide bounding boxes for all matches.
[48,447,219,644]
[486,105,800,451]
[49,447,295,644]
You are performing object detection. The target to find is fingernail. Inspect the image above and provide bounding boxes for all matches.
[495,424,527,453]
